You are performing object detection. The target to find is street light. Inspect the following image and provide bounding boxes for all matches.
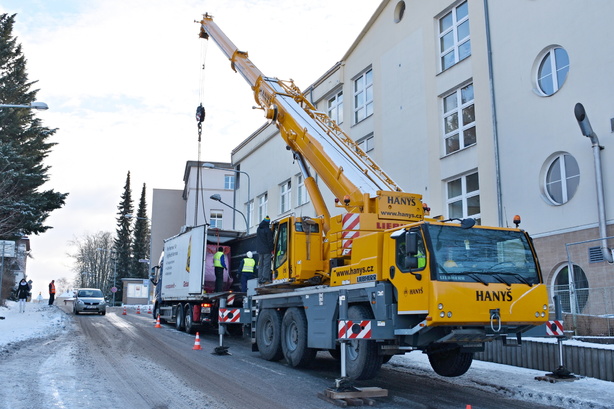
[203,163,251,234]
[97,248,118,306]
[0,101,49,110]
[210,194,248,234]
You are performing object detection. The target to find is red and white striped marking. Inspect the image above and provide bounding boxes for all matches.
[338,320,372,339]
[342,214,360,255]
[546,320,564,336]
[219,308,241,323]
[227,293,236,305]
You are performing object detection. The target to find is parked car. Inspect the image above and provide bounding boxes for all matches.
[73,288,107,315]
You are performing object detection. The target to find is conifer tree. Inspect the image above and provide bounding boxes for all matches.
[131,183,150,279]
[113,171,133,304]
[0,13,67,239]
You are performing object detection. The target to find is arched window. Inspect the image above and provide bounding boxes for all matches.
[544,153,579,205]
[552,264,589,313]
[536,47,569,96]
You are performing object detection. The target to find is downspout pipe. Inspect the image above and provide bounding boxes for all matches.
[483,0,504,226]
[574,103,614,263]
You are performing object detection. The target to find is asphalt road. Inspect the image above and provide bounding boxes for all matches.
[1,306,565,409]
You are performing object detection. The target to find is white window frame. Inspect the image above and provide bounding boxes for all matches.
[210,211,223,229]
[280,180,292,214]
[544,153,579,205]
[353,68,373,124]
[327,90,344,125]
[258,193,268,222]
[442,83,475,155]
[357,135,374,153]
[438,1,470,71]
[446,172,480,222]
[247,199,254,229]
[296,174,309,206]
[224,175,235,190]
[536,47,570,96]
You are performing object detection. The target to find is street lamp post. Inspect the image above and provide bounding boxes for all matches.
[210,194,249,234]
[203,163,251,234]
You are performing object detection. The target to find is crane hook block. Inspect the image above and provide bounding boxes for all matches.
[196,104,206,123]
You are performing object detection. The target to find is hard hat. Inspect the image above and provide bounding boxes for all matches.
[246,251,253,258]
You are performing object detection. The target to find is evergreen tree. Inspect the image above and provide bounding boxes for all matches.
[131,183,150,279]
[113,171,133,304]
[0,13,67,238]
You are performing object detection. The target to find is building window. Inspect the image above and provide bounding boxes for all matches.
[447,172,480,223]
[544,153,579,205]
[552,264,589,313]
[536,47,569,96]
[443,83,475,155]
[280,180,291,214]
[327,90,343,125]
[210,211,223,229]
[258,193,268,222]
[439,1,470,71]
[357,135,374,153]
[247,200,254,229]
[353,68,373,124]
[224,175,235,190]
[296,174,308,206]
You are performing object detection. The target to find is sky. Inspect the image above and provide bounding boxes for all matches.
[0,0,379,297]
[1,299,613,409]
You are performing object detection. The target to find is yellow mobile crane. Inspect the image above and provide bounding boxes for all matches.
[198,14,549,380]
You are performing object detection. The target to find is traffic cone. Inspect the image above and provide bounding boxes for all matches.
[136,305,141,314]
[154,314,162,328]
[192,332,202,350]
[466,405,471,409]
[147,305,152,314]
[122,305,127,315]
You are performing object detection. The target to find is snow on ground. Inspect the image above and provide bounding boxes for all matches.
[1,300,613,409]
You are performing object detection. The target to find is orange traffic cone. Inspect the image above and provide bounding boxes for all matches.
[192,332,202,350]
[122,305,127,315]
[147,305,152,314]
[154,315,162,328]
[466,405,472,409]
[136,305,141,314]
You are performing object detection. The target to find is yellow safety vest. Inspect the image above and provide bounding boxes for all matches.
[213,251,224,268]
[242,258,255,273]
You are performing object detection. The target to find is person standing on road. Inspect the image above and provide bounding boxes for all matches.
[36,292,43,303]
[48,280,56,306]
[17,278,31,313]
[213,247,227,292]
[238,251,256,292]
[256,216,274,284]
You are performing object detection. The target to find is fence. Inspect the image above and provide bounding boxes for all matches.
[550,286,614,336]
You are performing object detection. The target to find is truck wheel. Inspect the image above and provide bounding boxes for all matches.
[175,303,185,332]
[427,344,473,377]
[345,304,382,380]
[184,305,197,334]
[281,307,316,368]
[256,309,284,361]
[153,304,164,323]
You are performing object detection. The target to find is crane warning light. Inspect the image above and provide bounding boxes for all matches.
[513,215,521,227]
[343,195,351,206]
[422,202,431,214]
[334,198,340,204]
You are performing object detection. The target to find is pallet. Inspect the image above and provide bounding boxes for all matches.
[318,387,388,407]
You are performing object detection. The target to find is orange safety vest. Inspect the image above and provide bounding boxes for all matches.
[49,282,56,294]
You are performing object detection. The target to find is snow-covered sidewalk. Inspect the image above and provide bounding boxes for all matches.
[1,301,612,409]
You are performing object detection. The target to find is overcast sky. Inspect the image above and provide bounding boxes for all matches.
[0,0,378,297]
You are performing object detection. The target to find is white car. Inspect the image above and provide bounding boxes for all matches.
[73,288,107,315]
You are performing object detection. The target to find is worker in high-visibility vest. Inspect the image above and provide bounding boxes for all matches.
[213,247,227,292]
[238,251,256,292]
[48,280,56,306]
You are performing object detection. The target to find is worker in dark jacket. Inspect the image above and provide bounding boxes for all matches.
[213,247,227,292]
[238,251,256,292]
[256,216,274,284]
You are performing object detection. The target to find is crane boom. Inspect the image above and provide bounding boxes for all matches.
[198,14,415,227]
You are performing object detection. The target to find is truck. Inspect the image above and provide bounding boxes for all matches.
[150,225,248,334]
[191,14,550,380]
